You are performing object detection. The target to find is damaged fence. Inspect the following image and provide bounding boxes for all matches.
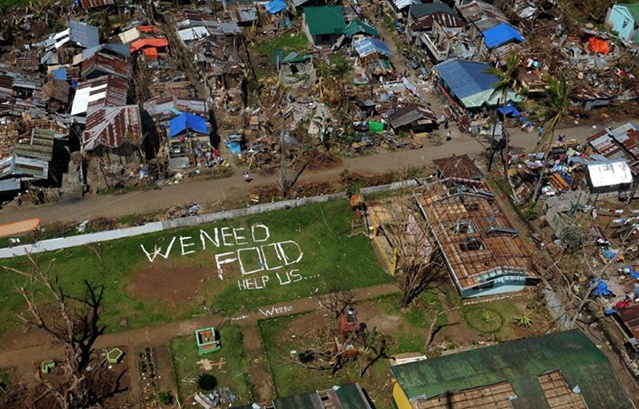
[0,179,422,259]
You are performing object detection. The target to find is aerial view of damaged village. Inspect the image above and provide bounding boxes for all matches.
[3,0,639,407]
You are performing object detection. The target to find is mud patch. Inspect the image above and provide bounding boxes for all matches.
[127,261,211,307]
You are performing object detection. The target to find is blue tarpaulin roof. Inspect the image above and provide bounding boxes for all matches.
[353,37,392,58]
[482,23,524,49]
[53,68,67,80]
[266,0,288,13]
[169,113,208,137]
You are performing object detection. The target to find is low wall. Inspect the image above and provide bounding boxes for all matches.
[0,179,421,259]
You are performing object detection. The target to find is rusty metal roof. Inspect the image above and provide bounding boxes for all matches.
[433,154,484,180]
[81,52,131,79]
[71,75,129,116]
[83,105,142,151]
[616,303,639,340]
[81,0,115,8]
[417,178,537,292]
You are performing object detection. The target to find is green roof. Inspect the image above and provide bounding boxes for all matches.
[334,384,373,409]
[232,384,372,409]
[618,3,639,22]
[304,6,346,36]
[390,330,631,409]
[343,18,380,38]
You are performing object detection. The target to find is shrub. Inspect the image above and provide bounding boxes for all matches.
[197,374,218,391]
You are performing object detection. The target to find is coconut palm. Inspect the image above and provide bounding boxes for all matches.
[484,52,525,177]
[531,72,573,203]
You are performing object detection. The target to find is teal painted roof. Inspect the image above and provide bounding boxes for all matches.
[390,330,631,409]
[344,18,380,38]
[304,6,346,36]
[334,384,373,409]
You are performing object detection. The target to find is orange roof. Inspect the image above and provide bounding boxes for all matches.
[0,218,41,238]
[143,47,159,59]
[130,38,169,52]
[138,25,159,33]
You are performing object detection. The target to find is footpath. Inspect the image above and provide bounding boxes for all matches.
[0,282,400,403]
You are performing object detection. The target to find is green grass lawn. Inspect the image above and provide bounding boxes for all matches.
[251,32,309,59]
[169,324,250,405]
[0,200,390,345]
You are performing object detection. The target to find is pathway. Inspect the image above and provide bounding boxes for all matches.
[0,283,401,404]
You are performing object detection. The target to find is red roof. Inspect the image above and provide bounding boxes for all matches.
[143,47,159,60]
[138,25,159,33]
[130,38,169,53]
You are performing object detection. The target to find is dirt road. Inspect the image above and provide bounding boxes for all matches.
[0,122,606,226]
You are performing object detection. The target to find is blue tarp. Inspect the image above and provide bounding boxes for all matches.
[53,68,67,80]
[621,266,639,279]
[482,23,525,49]
[226,141,241,154]
[169,113,208,137]
[592,279,612,297]
[266,0,288,13]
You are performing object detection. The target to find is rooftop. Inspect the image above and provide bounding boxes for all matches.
[304,6,346,36]
[81,52,131,79]
[433,154,484,180]
[416,178,536,291]
[83,105,142,151]
[410,3,456,19]
[353,37,392,58]
[70,75,129,116]
[482,23,525,49]
[391,330,632,409]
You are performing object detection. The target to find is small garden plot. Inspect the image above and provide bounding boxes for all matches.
[0,200,390,346]
[259,292,446,409]
[170,324,250,406]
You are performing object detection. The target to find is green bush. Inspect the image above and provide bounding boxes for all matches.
[197,374,218,391]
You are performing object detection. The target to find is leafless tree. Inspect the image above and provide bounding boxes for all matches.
[4,254,125,409]
[318,290,355,319]
[383,202,445,308]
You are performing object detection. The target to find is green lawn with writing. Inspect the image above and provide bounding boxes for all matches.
[0,200,390,345]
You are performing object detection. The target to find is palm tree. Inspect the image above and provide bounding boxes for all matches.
[484,52,524,177]
[531,72,573,203]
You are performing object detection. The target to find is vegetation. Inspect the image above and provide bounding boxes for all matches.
[463,307,504,333]
[170,325,249,404]
[0,200,390,345]
[252,32,309,58]
[514,312,533,328]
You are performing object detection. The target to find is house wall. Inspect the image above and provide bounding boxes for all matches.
[461,275,536,298]
[606,5,636,42]
[391,380,413,409]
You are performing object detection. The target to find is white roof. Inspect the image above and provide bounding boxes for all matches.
[178,26,210,41]
[119,27,140,44]
[71,83,108,116]
[587,160,633,188]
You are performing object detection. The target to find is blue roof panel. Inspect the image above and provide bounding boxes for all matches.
[169,113,208,137]
[434,59,497,98]
[482,23,524,49]
[353,37,392,58]
[266,0,288,13]
[53,68,67,80]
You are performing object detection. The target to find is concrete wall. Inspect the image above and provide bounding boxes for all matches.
[0,179,422,259]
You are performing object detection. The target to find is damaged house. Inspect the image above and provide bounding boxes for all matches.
[83,105,143,158]
[417,178,540,298]
[606,3,639,43]
[352,37,393,78]
[388,104,438,134]
[70,75,129,117]
[38,20,100,66]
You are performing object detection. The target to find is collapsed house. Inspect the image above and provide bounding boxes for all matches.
[388,104,437,134]
[352,37,394,78]
[416,178,540,298]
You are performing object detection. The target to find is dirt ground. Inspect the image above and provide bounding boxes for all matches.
[126,261,212,307]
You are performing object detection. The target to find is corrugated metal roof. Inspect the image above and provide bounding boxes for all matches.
[83,105,142,151]
[13,129,55,161]
[71,75,129,116]
[81,52,131,79]
[587,159,633,188]
[178,26,211,41]
[456,0,506,22]
[82,44,131,60]
[230,7,258,22]
[68,20,100,49]
[393,0,418,11]
[119,27,140,44]
[304,6,346,36]
[353,37,392,58]
[0,155,49,180]
[143,96,208,117]
[390,330,632,409]
[130,38,169,52]
[389,104,437,128]
[81,0,115,9]
[617,303,639,340]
